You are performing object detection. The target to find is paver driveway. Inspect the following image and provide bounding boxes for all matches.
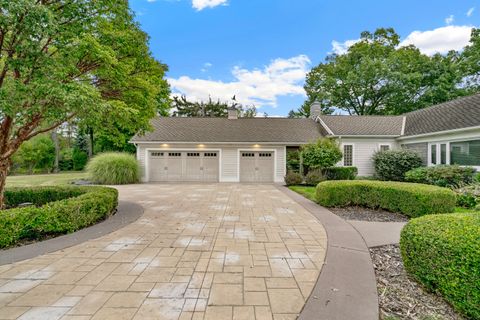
[0,184,327,320]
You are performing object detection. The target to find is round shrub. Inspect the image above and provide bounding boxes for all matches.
[284,171,302,186]
[373,149,423,181]
[305,169,326,186]
[86,152,140,185]
[301,138,343,170]
[316,180,456,217]
[0,186,118,248]
[405,165,476,188]
[400,213,480,319]
[323,166,358,180]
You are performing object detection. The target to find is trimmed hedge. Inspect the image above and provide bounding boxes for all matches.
[316,180,456,217]
[323,166,358,180]
[405,165,477,188]
[400,213,480,319]
[0,186,118,248]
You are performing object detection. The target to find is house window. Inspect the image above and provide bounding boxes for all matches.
[440,144,447,165]
[379,145,390,152]
[430,144,437,165]
[343,145,353,166]
[450,140,480,166]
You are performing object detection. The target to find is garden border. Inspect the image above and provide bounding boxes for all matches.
[0,200,143,265]
[277,185,379,320]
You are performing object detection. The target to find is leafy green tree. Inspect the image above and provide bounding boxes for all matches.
[172,95,256,117]
[296,28,468,116]
[12,135,55,174]
[301,138,343,170]
[0,0,168,206]
[460,28,480,92]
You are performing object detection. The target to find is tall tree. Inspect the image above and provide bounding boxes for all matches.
[294,28,468,117]
[0,0,168,207]
[172,95,257,118]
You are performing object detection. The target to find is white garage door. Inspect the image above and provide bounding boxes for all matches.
[149,151,219,182]
[240,151,274,182]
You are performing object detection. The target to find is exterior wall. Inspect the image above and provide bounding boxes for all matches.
[135,143,287,183]
[337,138,399,176]
[401,142,428,165]
[398,127,480,170]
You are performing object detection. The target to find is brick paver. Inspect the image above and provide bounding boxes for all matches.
[0,184,327,320]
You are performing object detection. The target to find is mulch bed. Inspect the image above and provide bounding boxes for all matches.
[329,207,409,222]
[370,244,464,320]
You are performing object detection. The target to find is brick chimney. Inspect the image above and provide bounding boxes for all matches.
[310,101,322,119]
[228,107,238,120]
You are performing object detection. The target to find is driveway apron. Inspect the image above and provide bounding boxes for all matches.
[0,184,327,320]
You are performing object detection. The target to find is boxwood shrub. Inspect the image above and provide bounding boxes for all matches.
[400,213,480,319]
[405,165,477,188]
[316,180,456,217]
[0,186,118,248]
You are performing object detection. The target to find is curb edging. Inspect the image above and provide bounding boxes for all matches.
[278,186,379,320]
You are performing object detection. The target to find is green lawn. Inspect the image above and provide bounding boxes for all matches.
[6,172,88,187]
[289,185,317,201]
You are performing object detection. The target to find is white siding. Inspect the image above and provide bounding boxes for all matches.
[135,143,287,183]
[338,138,398,176]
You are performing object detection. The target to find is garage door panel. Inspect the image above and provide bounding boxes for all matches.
[166,152,182,181]
[203,152,219,181]
[240,151,274,182]
[149,150,219,182]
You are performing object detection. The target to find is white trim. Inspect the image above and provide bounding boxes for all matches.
[237,148,278,183]
[332,135,400,138]
[401,116,406,136]
[341,143,355,167]
[378,143,392,152]
[317,118,334,135]
[397,125,480,140]
[144,148,222,182]
[132,141,310,145]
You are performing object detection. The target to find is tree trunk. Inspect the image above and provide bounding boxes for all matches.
[51,130,60,173]
[0,159,11,209]
[87,127,94,158]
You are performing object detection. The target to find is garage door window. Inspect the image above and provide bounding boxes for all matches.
[187,152,200,157]
[242,153,255,157]
[169,152,181,157]
[259,153,272,157]
[151,152,164,157]
[204,152,217,157]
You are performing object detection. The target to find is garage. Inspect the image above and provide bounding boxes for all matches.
[240,151,274,182]
[148,151,219,182]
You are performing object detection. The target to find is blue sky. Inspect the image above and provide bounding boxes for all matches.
[130,0,479,116]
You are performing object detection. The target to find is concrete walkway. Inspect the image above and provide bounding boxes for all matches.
[347,221,407,248]
[0,184,327,320]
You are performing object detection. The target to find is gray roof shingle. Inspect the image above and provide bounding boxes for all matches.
[404,94,480,136]
[131,117,323,143]
[318,115,404,136]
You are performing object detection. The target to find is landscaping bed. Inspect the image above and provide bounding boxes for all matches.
[329,207,409,222]
[371,244,464,320]
[0,186,118,248]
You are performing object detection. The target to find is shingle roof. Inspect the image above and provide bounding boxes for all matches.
[403,94,480,136]
[318,115,404,136]
[131,117,323,143]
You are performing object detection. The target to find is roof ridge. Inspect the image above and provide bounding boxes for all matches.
[403,93,480,116]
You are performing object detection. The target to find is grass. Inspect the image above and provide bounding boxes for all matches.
[6,172,88,187]
[289,185,316,201]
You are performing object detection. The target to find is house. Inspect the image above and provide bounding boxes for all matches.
[131,94,480,182]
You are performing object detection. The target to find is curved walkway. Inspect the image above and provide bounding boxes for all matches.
[279,186,379,320]
[0,184,327,320]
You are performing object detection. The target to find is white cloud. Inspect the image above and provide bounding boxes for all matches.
[400,25,473,55]
[445,15,455,25]
[201,62,213,72]
[467,7,475,17]
[168,55,311,107]
[192,0,227,11]
[331,39,360,55]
